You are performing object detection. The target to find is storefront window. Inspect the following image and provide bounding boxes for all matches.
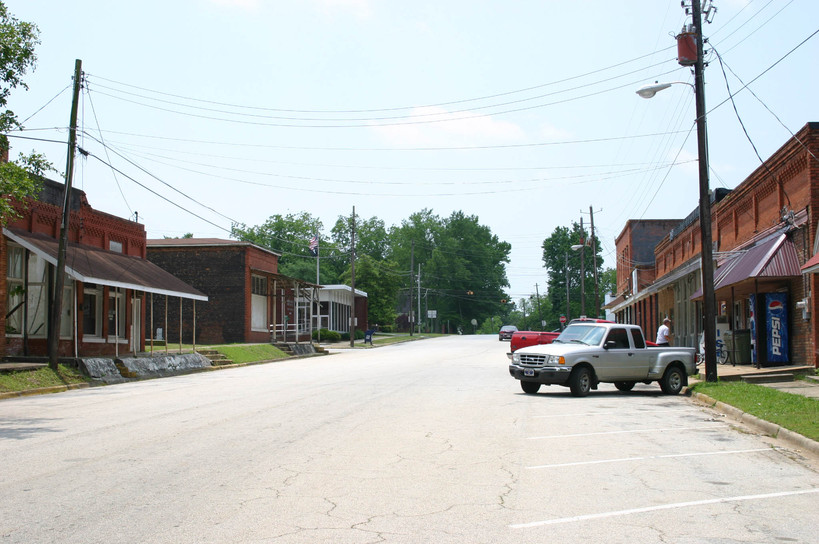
[108,289,126,339]
[83,284,103,337]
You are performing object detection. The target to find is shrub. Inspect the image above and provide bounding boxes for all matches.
[312,328,341,342]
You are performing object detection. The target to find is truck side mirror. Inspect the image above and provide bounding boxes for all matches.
[604,340,616,350]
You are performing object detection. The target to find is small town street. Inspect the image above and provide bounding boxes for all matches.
[1,335,817,543]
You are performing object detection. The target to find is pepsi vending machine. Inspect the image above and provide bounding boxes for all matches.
[765,293,789,365]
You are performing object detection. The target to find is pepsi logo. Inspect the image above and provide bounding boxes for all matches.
[768,300,784,311]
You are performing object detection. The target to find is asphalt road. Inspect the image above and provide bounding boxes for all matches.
[1,335,817,543]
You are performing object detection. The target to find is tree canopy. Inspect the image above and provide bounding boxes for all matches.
[0,2,52,224]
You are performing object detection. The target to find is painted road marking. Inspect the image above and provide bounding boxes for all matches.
[527,424,726,439]
[510,488,819,529]
[527,448,770,469]
[534,409,684,418]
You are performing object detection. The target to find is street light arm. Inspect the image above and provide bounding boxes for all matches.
[636,81,695,98]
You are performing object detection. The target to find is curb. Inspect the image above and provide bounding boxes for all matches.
[687,389,819,458]
[0,382,90,400]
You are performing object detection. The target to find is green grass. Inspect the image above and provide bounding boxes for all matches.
[0,364,89,393]
[209,344,288,364]
[691,381,819,441]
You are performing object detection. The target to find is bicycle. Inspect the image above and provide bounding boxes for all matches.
[715,338,734,366]
[698,334,734,366]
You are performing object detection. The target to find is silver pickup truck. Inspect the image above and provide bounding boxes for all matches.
[508,322,697,396]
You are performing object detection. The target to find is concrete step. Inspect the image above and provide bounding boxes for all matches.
[741,373,795,384]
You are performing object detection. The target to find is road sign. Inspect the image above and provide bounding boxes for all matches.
[559,315,567,324]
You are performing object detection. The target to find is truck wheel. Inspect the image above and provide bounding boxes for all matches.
[569,367,592,397]
[520,381,540,394]
[660,366,685,395]
[614,381,635,392]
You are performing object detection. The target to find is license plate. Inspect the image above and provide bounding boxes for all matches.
[523,368,535,377]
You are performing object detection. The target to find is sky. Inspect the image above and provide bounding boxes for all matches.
[5,0,819,301]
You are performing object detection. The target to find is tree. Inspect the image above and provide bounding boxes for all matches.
[541,222,603,321]
[231,212,331,282]
[338,254,401,330]
[0,3,47,223]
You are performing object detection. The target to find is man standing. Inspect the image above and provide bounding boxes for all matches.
[656,317,672,346]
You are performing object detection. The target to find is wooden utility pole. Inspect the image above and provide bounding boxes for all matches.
[409,240,414,336]
[349,206,356,348]
[692,0,718,382]
[589,206,600,318]
[48,59,82,370]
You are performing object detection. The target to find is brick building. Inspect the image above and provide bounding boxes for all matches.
[608,219,682,329]
[146,238,322,345]
[2,178,206,359]
[610,122,818,368]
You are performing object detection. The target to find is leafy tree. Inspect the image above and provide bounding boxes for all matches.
[422,211,511,333]
[338,254,401,329]
[541,222,603,321]
[0,3,49,223]
[0,152,53,223]
[599,267,616,298]
[231,212,332,282]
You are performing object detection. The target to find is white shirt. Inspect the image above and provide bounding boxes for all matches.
[656,324,670,344]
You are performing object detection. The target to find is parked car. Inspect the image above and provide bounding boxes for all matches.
[508,322,697,396]
[499,325,518,341]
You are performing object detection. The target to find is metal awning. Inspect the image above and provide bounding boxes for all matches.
[4,227,208,301]
[689,233,800,300]
[801,252,819,274]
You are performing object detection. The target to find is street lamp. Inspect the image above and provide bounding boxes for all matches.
[635,0,717,382]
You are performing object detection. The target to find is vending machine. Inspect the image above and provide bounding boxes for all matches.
[749,293,789,366]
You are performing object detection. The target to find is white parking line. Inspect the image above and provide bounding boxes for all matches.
[534,409,684,418]
[509,488,819,529]
[527,424,726,439]
[526,448,770,469]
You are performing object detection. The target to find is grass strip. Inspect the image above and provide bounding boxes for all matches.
[691,381,819,441]
[0,364,89,393]
[210,344,288,364]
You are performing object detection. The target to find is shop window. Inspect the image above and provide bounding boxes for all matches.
[108,289,126,339]
[83,284,103,338]
[251,275,268,331]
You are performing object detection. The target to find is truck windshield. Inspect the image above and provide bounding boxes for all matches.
[554,324,605,346]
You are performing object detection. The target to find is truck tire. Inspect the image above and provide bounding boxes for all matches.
[569,366,592,397]
[521,381,540,394]
[614,381,635,392]
[660,365,685,395]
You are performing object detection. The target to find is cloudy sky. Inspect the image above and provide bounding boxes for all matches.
[6,0,818,300]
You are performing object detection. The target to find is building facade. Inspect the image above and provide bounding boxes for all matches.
[146,239,320,345]
[2,178,206,359]
[610,122,818,368]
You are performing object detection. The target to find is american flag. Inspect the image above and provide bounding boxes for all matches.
[309,235,319,256]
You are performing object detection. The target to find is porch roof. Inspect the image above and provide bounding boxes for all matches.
[4,228,208,301]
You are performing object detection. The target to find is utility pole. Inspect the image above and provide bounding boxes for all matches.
[589,206,600,318]
[417,264,421,335]
[565,252,570,323]
[692,0,718,382]
[534,283,543,330]
[349,206,356,348]
[579,217,586,317]
[409,241,414,336]
[48,59,82,370]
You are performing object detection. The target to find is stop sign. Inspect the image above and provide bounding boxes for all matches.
[559,315,567,324]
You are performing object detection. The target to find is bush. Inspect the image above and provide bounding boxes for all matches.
[312,328,341,342]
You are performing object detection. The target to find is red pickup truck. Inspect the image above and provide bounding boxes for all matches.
[510,330,560,352]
